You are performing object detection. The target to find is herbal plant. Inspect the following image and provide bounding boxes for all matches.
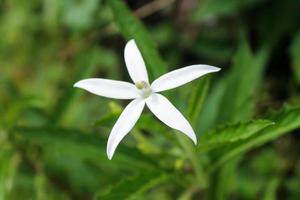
[74,39,220,159]
[1,0,300,200]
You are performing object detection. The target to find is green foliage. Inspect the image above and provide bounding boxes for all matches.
[14,126,158,170]
[197,37,268,133]
[187,76,210,125]
[0,147,18,200]
[217,37,267,122]
[107,0,167,80]
[210,106,300,169]
[49,49,100,125]
[199,119,274,152]
[96,171,169,200]
[1,0,300,199]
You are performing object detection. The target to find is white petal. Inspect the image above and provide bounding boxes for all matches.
[107,99,145,159]
[146,93,197,144]
[151,65,220,92]
[74,78,138,99]
[124,39,149,83]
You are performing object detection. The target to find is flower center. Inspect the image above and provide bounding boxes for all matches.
[135,81,152,98]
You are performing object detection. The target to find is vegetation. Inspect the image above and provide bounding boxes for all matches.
[1,0,300,199]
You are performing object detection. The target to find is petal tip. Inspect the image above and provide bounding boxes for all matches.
[127,39,136,46]
[107,149,114,160]
[182,130,197,145]
[200,65,221,72]
[73,82,79,88]
[73,80,84,88]
[193,138,198,145]
[207,66,221,72]
[189,130,197,145]
[214,67,221,72]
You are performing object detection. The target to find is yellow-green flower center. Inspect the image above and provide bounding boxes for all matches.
[135,81,152,98]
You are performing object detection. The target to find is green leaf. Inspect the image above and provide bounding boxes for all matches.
[199,119,274,152]
[0,148,18,200]
[107,0,167,80]
[96,170,169,200]
[195,76,227,135]
[13,126,163,195]
[200,37,270,198]
[210,106,300,169]
[263,177,281,200]
[217,37,266,122]
[14,126,159,170]
[197,36,269,134]
[187,76,210,125]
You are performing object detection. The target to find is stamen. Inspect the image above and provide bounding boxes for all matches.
[135,81,152,98]
[135,81,148,89]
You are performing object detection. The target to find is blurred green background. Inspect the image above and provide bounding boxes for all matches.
[1,0,300,199]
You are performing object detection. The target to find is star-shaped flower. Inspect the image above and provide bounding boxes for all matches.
[74,39,220,159]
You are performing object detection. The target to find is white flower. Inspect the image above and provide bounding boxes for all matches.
[74,39,220,159]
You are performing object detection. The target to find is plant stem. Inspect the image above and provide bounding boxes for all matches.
[176,133,207,188]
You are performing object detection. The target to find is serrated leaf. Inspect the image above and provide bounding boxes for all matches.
[96,171,169,200]
[107,0,167,80]
[199,119,274,152]
[210,107,300,169]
